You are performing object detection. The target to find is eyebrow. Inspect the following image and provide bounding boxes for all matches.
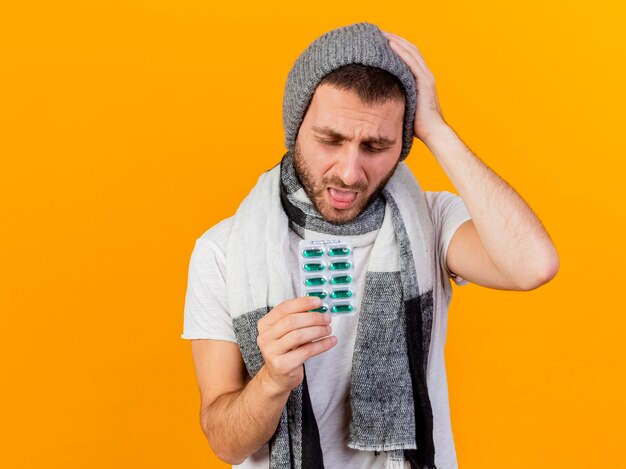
[311,125,396,147]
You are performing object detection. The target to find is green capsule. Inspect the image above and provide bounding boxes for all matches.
[332,304,354,313]
[306,291,328,300]
[309,305,329,313]
[328,247,350,257]
[329,261,351,271]
[330,275,352,285]
[302,248,324,258]
[304,277,326,287]
[303,263,325,272]
[330,289,352,299]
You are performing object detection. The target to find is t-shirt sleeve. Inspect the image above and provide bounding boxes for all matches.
[424,190,473,286]
[180,236,237,342]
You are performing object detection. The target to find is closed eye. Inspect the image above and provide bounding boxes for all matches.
[364,146,386,153]
[319,140,387,153]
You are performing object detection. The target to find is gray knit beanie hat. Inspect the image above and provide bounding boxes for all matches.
[282,22,417,161]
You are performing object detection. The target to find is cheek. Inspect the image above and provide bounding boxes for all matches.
[309,148,335,181]
[362,159,394,186]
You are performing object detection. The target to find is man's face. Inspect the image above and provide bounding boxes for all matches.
[293,83,405,224]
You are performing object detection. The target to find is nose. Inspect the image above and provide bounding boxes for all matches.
[335,144,362,187]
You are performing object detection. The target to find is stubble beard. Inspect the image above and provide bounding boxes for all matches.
[292,141,399,225]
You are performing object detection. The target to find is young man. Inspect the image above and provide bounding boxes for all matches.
[181,22,559,469]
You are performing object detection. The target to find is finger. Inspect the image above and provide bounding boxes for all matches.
[273,324,333,355]
[286,334,338,363]
[387,35,426,73]
[384,31,424,58]
[262,296,324,327]
[388,38,428,81]
[267,311,332,341]
[385,33,433,78]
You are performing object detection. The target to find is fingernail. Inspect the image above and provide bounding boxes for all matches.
[324,314,332,322]
[312,297,323,307]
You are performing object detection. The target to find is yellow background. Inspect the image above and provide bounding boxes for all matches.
[1,1,624,468]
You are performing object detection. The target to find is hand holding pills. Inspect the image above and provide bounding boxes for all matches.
[257,296,337,394]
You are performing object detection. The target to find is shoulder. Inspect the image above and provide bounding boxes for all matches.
[423,190,472,286]
[423,190,463,214]
[192,216,235,260]
[182,216,238,342]
[197,215,235,246]
[185,216,237,280]
[423,190,469,224]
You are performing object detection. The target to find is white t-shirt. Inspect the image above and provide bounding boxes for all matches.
[181,190,472,469]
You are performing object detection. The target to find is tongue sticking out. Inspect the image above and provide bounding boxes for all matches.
[329,188,357,203]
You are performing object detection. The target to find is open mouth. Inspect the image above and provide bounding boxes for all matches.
[328,187,358,209]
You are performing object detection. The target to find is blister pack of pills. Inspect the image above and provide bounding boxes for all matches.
[298,239,357,316]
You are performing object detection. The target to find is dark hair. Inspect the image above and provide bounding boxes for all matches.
[317,63,405,106]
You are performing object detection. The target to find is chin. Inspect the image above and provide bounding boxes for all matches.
[308,187,367,224]
[319,205,362,225]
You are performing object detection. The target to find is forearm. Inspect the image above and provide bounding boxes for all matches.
[422,123,559,286]
[202,365,291,465]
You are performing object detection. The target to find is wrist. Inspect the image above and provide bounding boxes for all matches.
[420,119,452,147]
[257,365,291,399]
